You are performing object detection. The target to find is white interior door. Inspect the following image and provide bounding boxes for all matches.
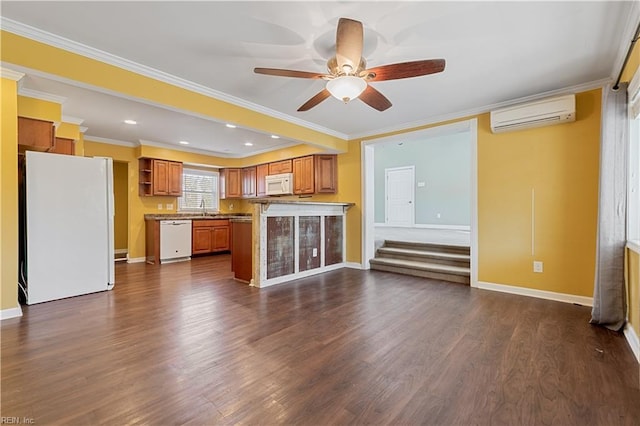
[385,166,415,227]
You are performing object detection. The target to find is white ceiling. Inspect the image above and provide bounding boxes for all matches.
[1,1,637,156]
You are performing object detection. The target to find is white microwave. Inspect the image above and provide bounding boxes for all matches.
[265,173,294,196]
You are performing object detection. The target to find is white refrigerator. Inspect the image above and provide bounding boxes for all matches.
[24,151,115,304]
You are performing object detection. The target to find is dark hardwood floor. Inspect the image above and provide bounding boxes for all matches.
[2,255,639,425]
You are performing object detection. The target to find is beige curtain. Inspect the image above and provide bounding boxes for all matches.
[590,83,628,331]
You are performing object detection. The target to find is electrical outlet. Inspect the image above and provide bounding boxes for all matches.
[157,204,163,210]
[533,261,543,273]
[166,203,173,210]
[312,248,318,257]
[229,203,234,211]
[437,213,441,219]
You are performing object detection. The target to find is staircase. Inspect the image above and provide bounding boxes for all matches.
[369,240,471,285]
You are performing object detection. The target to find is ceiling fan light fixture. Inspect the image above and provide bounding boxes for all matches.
[326,76,367,103]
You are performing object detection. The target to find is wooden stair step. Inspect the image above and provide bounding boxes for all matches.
[377,247,470,262]
[383,240,470,255]
[369,258,470,276]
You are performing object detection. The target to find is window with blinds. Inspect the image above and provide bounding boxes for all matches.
[178,168,219,212]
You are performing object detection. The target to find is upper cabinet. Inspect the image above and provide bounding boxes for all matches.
[242,166,257,198]
[314,154,338,193]
[50,137,75,156]
[220,168,242,199]
[221,154,337,198]
[256,164,269,197]
[293,156,315,195]
[18,117,55,152]
[268,159,293,175]
[139,158,183,197]
[293,154,337,195]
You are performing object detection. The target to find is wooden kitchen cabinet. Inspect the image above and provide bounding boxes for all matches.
[314,154,337,193]
[256,163,268,197]
[231,220,253,282]
[242,166,257,198]
[18,117,55,151]
[139,158,183,196]
[192,219,230,255]
[50,137,75,155]
[293,155,315,195]
[268,159,292,175]
[220,168,242,199]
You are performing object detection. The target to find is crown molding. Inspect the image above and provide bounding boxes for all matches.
[1,17,347,141]
[348,77,612,141]
[85,135,138,147]
[611,1,640,80]
[62,115,84,125]
[1,67,25,81]
[18,87,67,104]
[79,126,88,133]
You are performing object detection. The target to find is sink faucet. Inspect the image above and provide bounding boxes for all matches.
[200,199,206,215]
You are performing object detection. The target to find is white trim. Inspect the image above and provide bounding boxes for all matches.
[126,257,146,264]
[79,126,88,133]
[1,306,23,320]
[477,281,594,307]
[627,240,640,254]
[349,79,611,141]
[1,67,24,81]
[624,324,640,363]
[258,263,345,288]
[18,87,67,104]
[62,115,84,125]
[114,248,128,255]
[345,262,363,270]
[469,118,479,288]
[612,1,640,81]
[374,223,470,231]
[1,18,347,141]
[84,136,138,147]
[362,141,375,270]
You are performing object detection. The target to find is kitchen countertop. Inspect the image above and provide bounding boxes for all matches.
[144,213,251,221]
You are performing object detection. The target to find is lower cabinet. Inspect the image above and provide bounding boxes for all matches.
[192,220,230,254]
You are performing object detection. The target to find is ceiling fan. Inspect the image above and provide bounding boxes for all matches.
[254,18,445,112]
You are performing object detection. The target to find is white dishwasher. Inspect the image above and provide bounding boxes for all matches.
[160,220,192,263]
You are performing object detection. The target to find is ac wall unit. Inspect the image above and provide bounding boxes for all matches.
[490,94,576,133]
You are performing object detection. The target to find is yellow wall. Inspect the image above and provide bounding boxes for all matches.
[628,249,640,337]
[1,78,19,311]
[113,161,129,251]
[477,90,601,297]
[17,95,61,122]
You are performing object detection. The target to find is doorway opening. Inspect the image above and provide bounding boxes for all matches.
[361,119,478,287]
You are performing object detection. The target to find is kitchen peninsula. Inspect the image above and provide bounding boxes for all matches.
[248,199,353,288]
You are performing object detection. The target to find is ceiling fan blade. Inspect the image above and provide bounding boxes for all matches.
[359,85,392,111]
[362,59,446,81]
[254,68,328,79]
[336,18,363,73]
[297,89,331,112]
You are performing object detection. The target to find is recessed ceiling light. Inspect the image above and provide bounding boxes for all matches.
[271,135,280,139]
[244,142,253,146]
[124,119,137,125]
[225,123,236,128]
[179,141,189,145]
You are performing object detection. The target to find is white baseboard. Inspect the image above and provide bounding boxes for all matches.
[127,257,146,264]
[345,262,363,270]
[1,306,23,320]
[114,248,128,255]
[624,323,640,363]
[374,223,470,231]
[477,281,594,307]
